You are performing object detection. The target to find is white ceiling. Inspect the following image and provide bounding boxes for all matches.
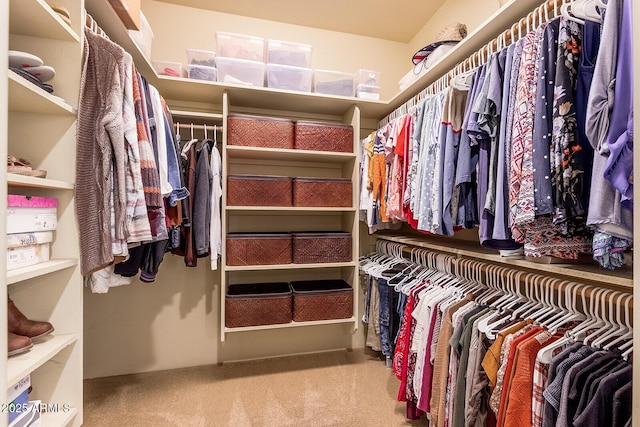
[154,0,448,42]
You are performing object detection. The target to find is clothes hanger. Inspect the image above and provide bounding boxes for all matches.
[546,281,586,332]
[570,0,603,22]
[537,284,595,364]
[560,2,586,24]
[566,286,602,340]
[570,287,609,341]
[583,290,622,346]
[543,281,577,330]
[529,277,562,324]
[593,292,631,348]
[477,267,515,334]
[603,294,633,350]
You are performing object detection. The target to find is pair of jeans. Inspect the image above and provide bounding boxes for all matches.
[378,278,400,363]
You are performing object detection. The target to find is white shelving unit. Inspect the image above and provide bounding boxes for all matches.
[3,0,83,425]
[219,92,361,341]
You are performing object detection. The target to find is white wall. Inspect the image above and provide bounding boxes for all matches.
[143,0,408,101]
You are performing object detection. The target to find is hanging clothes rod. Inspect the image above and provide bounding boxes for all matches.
[174,123,224,131]
[371,238,633,309]
[84,12,109,39]
[377,0,563,128]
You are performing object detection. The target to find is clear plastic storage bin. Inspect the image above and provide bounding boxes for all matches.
[356,84,380,100]
[216,31,265,62]
[357,69,381,86]
[267,64,312,92]
[267,39,312,68]
[188,64,217,81]
[313,70,355,97]
[186,49,216,67]
[128,12,154,60]
[216,57,265,87]
[153,61,184,77]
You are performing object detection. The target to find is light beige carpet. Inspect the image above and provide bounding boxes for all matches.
[83,349,425,426]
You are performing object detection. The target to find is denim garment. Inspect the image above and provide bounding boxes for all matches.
[378,278,400,364]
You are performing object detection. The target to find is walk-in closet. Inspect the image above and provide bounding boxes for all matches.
[0,0,636,425]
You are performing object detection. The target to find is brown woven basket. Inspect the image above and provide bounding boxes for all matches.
[227,114,294,149]
[227,175,292,206]
[226,233,292,266]
[226,282,293,327]
[293,177,352,207]
[292,232,352,264]
[291,280,353,322]
[294,121,353,153]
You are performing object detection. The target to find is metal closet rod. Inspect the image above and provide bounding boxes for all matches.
[174,123,224,131]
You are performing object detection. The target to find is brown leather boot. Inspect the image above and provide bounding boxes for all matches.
[8,297,54,340]
[8,332,33,357]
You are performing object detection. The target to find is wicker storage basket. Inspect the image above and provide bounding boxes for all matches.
[290,280,353,322]
[226,282,293,327]
[292,177,352,207]
[227,175,292,206]
[294,121,353,152]
[227,114,294,149]
[292,232,352,264]
[226,233,292,266]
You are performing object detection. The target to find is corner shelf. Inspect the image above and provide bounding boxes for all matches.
[224,317,357,334]
[374,234,633,289]
[9,0,80,42]
[8,70,76,115]
[7,174,75,190]
[7,333,78,386]
[6,259,78,285]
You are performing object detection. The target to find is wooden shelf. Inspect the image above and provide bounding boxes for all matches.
[7,173,75,190]
[224,317,357,334]
[226,145,356,163]
[41,407,79,427]
[8,70,76,115]
[7,334,78,386]
[7,259,78,285]
[374,234,633,289]
[226,206,356,212]
[155,76,389,117]
[9,0,80,42]
[225,262,356,271]
[170,110,224,120]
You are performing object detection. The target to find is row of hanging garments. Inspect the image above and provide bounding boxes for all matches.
[359,0,633,269]
[359,241,633,427]
[76,18,222,293]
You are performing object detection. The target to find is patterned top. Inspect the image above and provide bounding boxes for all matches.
[551,19,590,236]
[509,30,539,242]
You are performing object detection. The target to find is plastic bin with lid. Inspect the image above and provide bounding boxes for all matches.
[357,69,381,86]
[266,64,312,92]
[267,39,312,67]
[313,70,355,97]
[356,84,380,100]
[187,64,217,81]
[128,11,154,60]
[216,57,265,87]
[216,31,265,62]
[153,60,184,77]
[186,49,216,67]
